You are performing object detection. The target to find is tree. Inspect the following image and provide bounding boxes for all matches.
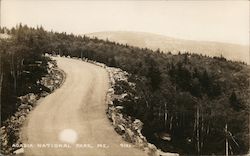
[190,78,202,97]
[109,57,117,67]
[229,91,241,111]
[147,58,162,91]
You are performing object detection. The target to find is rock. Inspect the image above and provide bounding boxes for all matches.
[0,127,7,146]
[108,106,115,112]
[1,126,6,131]
[158,132,171,141]
[115,106,124,110]
[108,88,114,94]
[111,112,116,125]
[108,101,113,106]
[157,150,179,156]
[56,75,61,79]
[115,125,125,135]
[138,133,147,141]
[13,147,24,155]
[1,136,8,146]
[132,119,143,131]
[18,115,26,123]
[40,91,49,97]
[128,82,136,88]
[106,107,115,120]
[123,129,134,143]
[120,93,128,98]
[148,143,157,151]
[115,113,127,125]
[27,93,36,104]
[135,136,145,146]
[18,104,32,111]
[10,116,16,121]
[144,147,150,154]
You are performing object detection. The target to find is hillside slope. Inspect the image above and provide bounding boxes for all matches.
[87,31,249,64]
[3,25,249,155]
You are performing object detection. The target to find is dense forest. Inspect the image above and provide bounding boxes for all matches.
[0,26,50,123]
[0,24,249,155]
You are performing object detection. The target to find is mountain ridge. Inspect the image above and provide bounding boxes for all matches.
[86,31,249,64]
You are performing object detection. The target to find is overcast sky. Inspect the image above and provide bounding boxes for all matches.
[1,0,249,45]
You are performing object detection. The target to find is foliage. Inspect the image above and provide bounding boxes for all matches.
[0,25,49,122]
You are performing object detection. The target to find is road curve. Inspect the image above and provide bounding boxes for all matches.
[21,57,146,156]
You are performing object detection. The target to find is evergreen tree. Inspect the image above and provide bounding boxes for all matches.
[147,58,161,91]
[229,91,241,111]
[109,57,117,67]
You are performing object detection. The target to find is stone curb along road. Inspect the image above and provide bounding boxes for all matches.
[20,57,147,156]
[105,67,179,156]
[0,60,65,156]
[75,56,178,156]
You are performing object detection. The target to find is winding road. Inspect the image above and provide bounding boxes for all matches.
[21,57,146,156]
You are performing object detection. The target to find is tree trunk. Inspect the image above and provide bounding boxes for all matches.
[196,105,200,155]
[11,53,17,94]
[225,123,229,156]
[164,103,167,127]
[201,108,204,153]
[158,106,161,119]
[170,115,173,131]
[0,53,3,107]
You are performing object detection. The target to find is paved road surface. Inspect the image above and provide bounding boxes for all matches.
[21,57,146,156]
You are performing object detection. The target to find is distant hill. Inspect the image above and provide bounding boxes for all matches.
[86,31,249,64]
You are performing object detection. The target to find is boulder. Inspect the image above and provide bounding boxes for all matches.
[132,119,143,131]
[138,133,147,141]
[1,134,8,146]
[148,143,157,151]
[111,112,116,125]
[13,148,24,155]
[123,129,134,143]
[40,91,49,97]
[55,75,61,79]
[108,101,113,106]
[157,150,179,156]
[19,104,32,111]
[18,115,26,123]
[115,106,124,110]
[144,147,151,155]
[0,127,8,146]
[108,88,114,94]
[27,93,37,104]
[108,106,115,113]
[106,107,115,120]
[115,125,125,135]
[1,126,6,131]
[135,136,145,146]
[158,132,171,141]
[120,93,128,99]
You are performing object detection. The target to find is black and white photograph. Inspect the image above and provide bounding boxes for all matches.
[0,0,249,156]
